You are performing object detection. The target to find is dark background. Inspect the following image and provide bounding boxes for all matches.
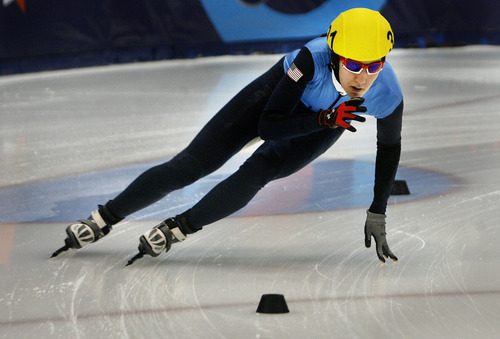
[1,0,498,75]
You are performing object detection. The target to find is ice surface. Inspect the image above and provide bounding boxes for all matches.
[1,46,499,338]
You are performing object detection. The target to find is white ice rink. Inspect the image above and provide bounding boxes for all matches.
[1,46,499,338]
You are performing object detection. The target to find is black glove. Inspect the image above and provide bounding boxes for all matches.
[364,210,398,263]
[318,97,367,132]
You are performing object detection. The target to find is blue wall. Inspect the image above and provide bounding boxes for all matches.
[1,0,499,74]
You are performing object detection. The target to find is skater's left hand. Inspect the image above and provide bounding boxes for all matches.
[364,210,398,263]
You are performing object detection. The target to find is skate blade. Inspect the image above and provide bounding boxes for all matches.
[50,244,71,258]
[125,252,144,267]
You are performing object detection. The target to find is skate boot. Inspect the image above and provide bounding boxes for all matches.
[50,205,119,258]
[126,216,194,266]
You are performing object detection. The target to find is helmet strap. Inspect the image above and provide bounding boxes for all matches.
[331,71,347,96]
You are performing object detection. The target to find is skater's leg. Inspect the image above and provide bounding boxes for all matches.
[106,61,283,220]
[127,128,344,263]
[184,127,345,230]
[52,58,284,257]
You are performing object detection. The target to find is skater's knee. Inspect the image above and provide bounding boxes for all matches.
[239,152,281,188]
[157,153,204,190]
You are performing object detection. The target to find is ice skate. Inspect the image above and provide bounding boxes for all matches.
[125,217,187,266]
[50,208,113,258]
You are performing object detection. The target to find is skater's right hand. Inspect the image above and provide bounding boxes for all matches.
[318,97,366,132]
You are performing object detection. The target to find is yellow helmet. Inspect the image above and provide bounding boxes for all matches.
[327,8,394,62]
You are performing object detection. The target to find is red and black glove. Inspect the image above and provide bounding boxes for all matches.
[318,97,367,132]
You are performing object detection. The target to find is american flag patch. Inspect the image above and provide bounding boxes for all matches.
[287,63,303,82]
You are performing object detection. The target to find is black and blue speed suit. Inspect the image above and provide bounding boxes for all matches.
[103,36,404,232]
